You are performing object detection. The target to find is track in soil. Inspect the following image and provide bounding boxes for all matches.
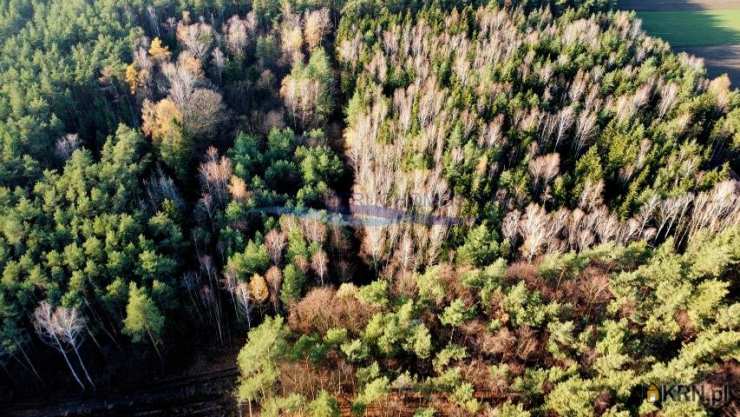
[3,367,239,417]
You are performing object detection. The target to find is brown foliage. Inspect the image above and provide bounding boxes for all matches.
[294,255,310,274]
[141,98,182,142]
[481,327,516,357]
[249,274,270,303]
[265,266,283,309]
[278,354,356,399]
[392,272,418,299]
[182,88,224,138]
[228,176,249,202]
[436,264,476,306]
[560,267,612,317]
[460,360,507,398]
[674,309,697,341]
[288,287,376,334]
[515,326,541,361]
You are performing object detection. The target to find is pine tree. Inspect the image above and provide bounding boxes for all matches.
[123,283,165,360]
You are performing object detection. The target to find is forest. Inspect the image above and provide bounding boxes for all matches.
[0,0,737,416]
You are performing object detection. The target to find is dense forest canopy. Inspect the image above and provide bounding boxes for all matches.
[0,0,738,416]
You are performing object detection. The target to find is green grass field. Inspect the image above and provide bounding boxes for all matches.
[638,9,740,46]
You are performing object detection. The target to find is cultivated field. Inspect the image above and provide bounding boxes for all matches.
[620,0,740,84]
[620,0,740,11]
[638,9,740,46]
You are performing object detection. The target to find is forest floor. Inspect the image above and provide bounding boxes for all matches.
[3,345,241,417]
[619,0,740,84]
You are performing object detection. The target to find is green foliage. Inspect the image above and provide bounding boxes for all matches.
[413,408,436,417]
[236,316,288,403]
[457,224,500,267]
[545,376,596,417]
[290,334,328,363]
[323,327,348,345]
[415,267,445,305]
[280,263,307,305]
[489,402,531,417]
[123,283,165,344]
[308,390,340,417]
[439,299,472,327]
[227,240,270,279]
[282,48,335,128]
[2,5,740,417]
[352,376,389,415]
[261,394,306,417]
[432,344,467,372]
[0,125,182,356]
[451,382,479,414]
[357,279,389,307]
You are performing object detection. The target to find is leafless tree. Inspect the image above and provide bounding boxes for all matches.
[311,249,329,285]
[304,8,331,50]
[200,256,224,344]
[176,21,214,60]
[265,229,287,265]
[211,47,225,84]
[182,88,225,138]
[579,180,604,211]
[281,12,304,65]
[233,282,252,328]
[53,306,95,389]
[199,147,232,205]
[658,82,679,119]
[362,226,386,266]
[502,210,521,244]
[519,204,549,260]
[574,111,597,153]
[224,15,250,58]
[281,74,322,127]
[529,153,560,191]
[55,133,81,160]
[399,233,415,272]
[265,266,283,309]
[163,60,200,107]
[182,272,203,320]
[554,106,575,149]
[682,180,740,242]
[302,216,327,244]
[34,302,88,390]
[146,168,184,211]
